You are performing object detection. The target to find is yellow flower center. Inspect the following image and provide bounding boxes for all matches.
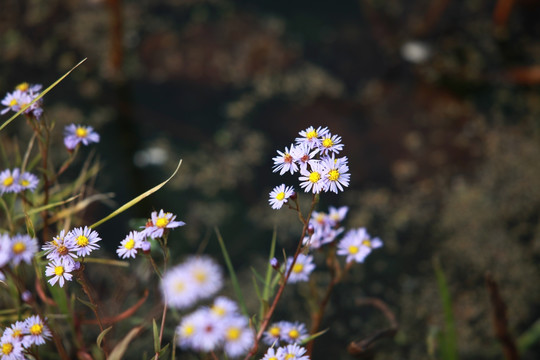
[8,99,17,107]
[306,129,317,139]
[12,242,26,254]
[75,127,88,138]
[226,327,241,341]
[12,329,22,339]
[288,329,300,339]
[174,280,185,293]
[182,324,194,336]
[269,326,280,337]
[309,172,321,183]
[322,138,334,148]
[3,176,14,186]
[155,216,169,228]
[285,355,295,360]
[276,192,285,201]
[30,323,43,335]
[348,245,359,254]
[20,179,30,187]
[212,306,226,317]
[362,239,372,248]
[2,343,13,355]
[124,238,135,250]
[284,153,293,163]
[269,358,278,360]
[328,169,340,181]
[193,269,207,283]
[292,263,304,273]
[54,266,65,276]
[76,235,89,247]
[16,82,29,91]
[57,245,68,256]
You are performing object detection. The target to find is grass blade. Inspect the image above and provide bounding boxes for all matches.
[433,256,458,360]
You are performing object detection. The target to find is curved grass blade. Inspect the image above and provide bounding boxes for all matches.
[108,326,143,360]
[13,195,80,220]
[97,326,113,349]
[90,159,182,229]
[0,58,87,132]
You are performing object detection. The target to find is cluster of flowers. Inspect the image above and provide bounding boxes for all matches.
[0,82,43,119]
[176,296,254,357]
[0,168,39,195]
[261,344,310,360]
[0,315,51,360]
[0,233,38,280]
[117,209,185,259]
[263,320,308,345]
[269,126,350,209]
[42,227,101,287]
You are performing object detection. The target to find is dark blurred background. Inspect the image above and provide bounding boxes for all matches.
[2,0,540,359]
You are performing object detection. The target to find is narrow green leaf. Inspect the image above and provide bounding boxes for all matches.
[518,318,540,352]
[433,257,458,360]
[14,195,79,219]
[108,326,143,360]
[158,343,170,357]
[76,296,97,311]
[215,227,248,317]
[97,326,113,349]
[0,58,87,132]
[153,318,160,353]
[260,228,277,321]
[90,159,183,229]
[299,328,329,345]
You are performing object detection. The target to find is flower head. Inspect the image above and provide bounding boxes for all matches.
[280,343,310,360]
[184,256,223,299]
[0,334,24,360]
[67,226,101,257]
[286,254,315,283]
[337,228,383,263]
[281,322,308,344]
[10,234,38,266]
[0,234,12,268]
[161,264,199,309]
[295,126,329,150]
[0,169,21,195]
[116,231,144,259]
[42,230,78,265]
[22,315,51,347]
[210,296,240,319]
[269,184,295,210]
[143,210,185,239]
[272,144,299,175]
[45,258,75,287]
[64,124,100,150]
[222,315,254,358]
[18,171,39,192]
[321,155,350,193]
[298,161,327,194]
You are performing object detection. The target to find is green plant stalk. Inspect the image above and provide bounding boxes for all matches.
[433,257,458,360]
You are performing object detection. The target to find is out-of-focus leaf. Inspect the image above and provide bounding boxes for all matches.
[108,326,143,360]
[153,318,160,353]
[433,257,458,360]
[83,257,129,267]
[518,318,540,352]
[0,58,87,132]
[90,159,182,229]
[97,326,113,349]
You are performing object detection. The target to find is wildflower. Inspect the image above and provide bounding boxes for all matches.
[2,321,26,343]
[223,316,254,358]
[10,234,38,266]
[337,228,383,263]
[0,233,12,268]
[269,184,295,210]
[328,206,348,226]
[0,334,24,360]
[281,322,308,344]
[0,169,21,195]
[15,82,42,93]
[67,226,101,257]
[286,254,315,283]
[1,90,27,115]
[18,171,39,192]
[298,161,327,194]
[116,231,144,259]
[188,308,225,352]
[321,155,350,193]
[263,321,286,346]
[63,124,100,150]
[42,230,77,265]
[318,132,343,155]
[22,315,51,347]
[210,296,240,319]
[280,343,310,360]
[261,347,284,360]
[272,144,298,175]
[291,143,316,171]
[184,256,223,299]
[45,258,75,287]
[143,209,185,239]
[161,264,199,309]
[176,310,203,349]
[295,126,329,150]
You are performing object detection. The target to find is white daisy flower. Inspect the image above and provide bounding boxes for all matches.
[42,230,78,265]
[290,143,317,171]
[18,171,39,192]
[1,90,27,115]
[10,234,38,266]
[263,321,287,346]
[45,258,75,288]
[14,82,42,93]
[298,161,328,194]
[261,347,284,360]
[328,206,348,226]
[22,315,52,347]
[188,308,225,352]
[281,322,308,344]
[67,226,101,257]
[321,155,350,193]
[184,256,223,300]
[280,343,310,360]
[269,184,295,210]
[286,254,315,283]
[0,169,21,195]
[272,144,299,175]
[210,296,240,319]
[176,310,203,349]
[63,124,100,150]
[2,321,26,344]
[0,334,24,360]
[223,315,254,358]
[0,233,12,268]
[116,231,144,259]
[295,126,329,150]
[336,228,383,263]
[161,264,198,309]
[317,132,344,155]
[143,209,185,239]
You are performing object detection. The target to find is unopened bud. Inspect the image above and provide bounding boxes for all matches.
[21,290,33,303]
[141,240,151,253]
[290,192,297,201]
[307,224,315,236]
[270,257,280,270]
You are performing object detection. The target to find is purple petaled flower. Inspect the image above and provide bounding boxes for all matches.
[64,124,100,150]
[67,226,101,257]
[337,228,383,264]
[143,209,185,239]
[116,231,144,259]
[45,258,75,288]
[0,168,22,195]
